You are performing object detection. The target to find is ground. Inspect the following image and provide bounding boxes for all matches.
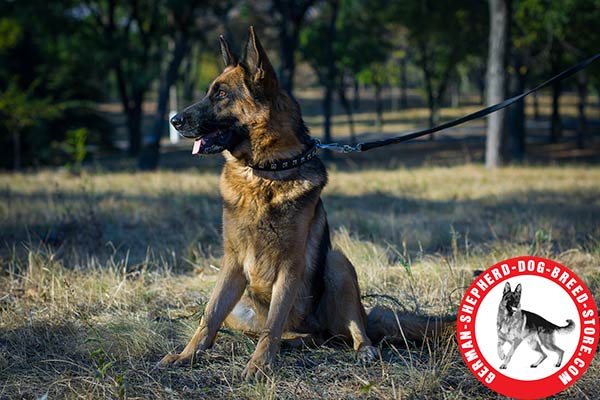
[1,96,600,399]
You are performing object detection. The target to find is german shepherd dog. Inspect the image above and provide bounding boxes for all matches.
[497,282,575,369]
[160,27,453,380]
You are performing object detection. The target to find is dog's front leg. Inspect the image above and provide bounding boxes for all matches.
[160,255,246,366]
[499,338,522,369]
[242,261,300,380]
[497,334,507,360]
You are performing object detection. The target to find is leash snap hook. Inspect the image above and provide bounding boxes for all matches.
[315,140,359,153]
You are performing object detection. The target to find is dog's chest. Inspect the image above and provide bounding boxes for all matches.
[222,193,300,300]
[219,165,323,302]
[219,162,324,212]
[498,310,524,338]
[240,248,277,300]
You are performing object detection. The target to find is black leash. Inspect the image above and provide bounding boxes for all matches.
[316,52,600,154]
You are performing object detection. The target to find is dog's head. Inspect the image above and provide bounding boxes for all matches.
[171,27,302,157]
[501,282,522,313]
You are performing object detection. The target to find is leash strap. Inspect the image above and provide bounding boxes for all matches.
[316,52,600,153]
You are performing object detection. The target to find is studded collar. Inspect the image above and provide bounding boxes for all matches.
[245,139,320,171]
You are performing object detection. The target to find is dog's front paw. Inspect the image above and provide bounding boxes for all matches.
[357,345,378,364]
[159,350,195,367]
[242,356,271,382]
[499,363,507,369]
[498,349,505,360]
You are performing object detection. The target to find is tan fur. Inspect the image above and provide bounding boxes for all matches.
[160,28,454,380]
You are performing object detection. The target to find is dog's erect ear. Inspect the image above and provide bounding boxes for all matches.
[514,283,522,301]
[242,26,278,94]
[219,35,237,67]
[503,282,511,295]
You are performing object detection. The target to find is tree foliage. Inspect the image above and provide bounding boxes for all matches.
[0,0,109,169]
[2,0,599,169]
[397,0,487,126]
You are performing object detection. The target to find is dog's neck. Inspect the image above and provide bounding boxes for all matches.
[499,302,521,318]
[229,93,314,171]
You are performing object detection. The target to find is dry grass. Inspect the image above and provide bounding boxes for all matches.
[1,162,600,399]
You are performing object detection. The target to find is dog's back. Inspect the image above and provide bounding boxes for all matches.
[522,310,575,335]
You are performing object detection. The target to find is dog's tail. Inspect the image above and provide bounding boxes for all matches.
[366,305,456,345]
[557,319,576,334]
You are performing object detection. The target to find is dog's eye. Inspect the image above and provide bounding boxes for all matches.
[216,90,227,98]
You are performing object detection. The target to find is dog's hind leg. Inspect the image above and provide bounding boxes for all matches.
[225,293,266,334]
[226,294,322,349]
[539,333,565,367]
[529,337,548,368]
[317,251,378,362]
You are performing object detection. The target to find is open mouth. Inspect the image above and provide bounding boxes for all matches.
[191,130,232,155]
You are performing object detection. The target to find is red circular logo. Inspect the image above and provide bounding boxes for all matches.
[456,256,598,399]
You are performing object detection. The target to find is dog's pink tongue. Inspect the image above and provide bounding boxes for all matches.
[192,138,203,154]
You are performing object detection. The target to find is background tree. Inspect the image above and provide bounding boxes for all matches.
[300,0,389,140]
[398,0,488,129]
[300,0,339,146]
[337,0,389,135]
[138,0,206,170]
[0,83,62,170]
[0,0,109,169]
[485,0,511,169]
[87,0,164,156]
[505,0,536,161]
[269,0,317,94]
[2,0,599,172]
[387,27,413,110]
[514,0,576,144]
[562,0,600,149]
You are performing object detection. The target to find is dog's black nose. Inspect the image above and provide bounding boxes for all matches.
[170,113,185,129]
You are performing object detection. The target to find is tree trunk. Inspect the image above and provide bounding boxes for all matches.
[424,76,435,127]
[477,68,486,105]
[550,80,562,142]
[507,52,526,161]
[13,129,20,171]
[597,84,600,125]
[113,64,143,156]
[597,85,600,122]
[400,56,408,108]
[353,78,360,110]
[322,0,338,150]
[485,0,511,169]
[533,91,540,120]
[428,103,440,128]
[181,44,197,103]
[390,85,399,111]
[425,82,438,140]
[450,81,460,108]
[279,26,300,94]
[576,71,588,149]
[374,82,383,132]
[418,41,438,140]
[139,34,189,170]
[337,82,356,144]
[550,41,562,143]
[273,1,316,94]
[127,105,143,156]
